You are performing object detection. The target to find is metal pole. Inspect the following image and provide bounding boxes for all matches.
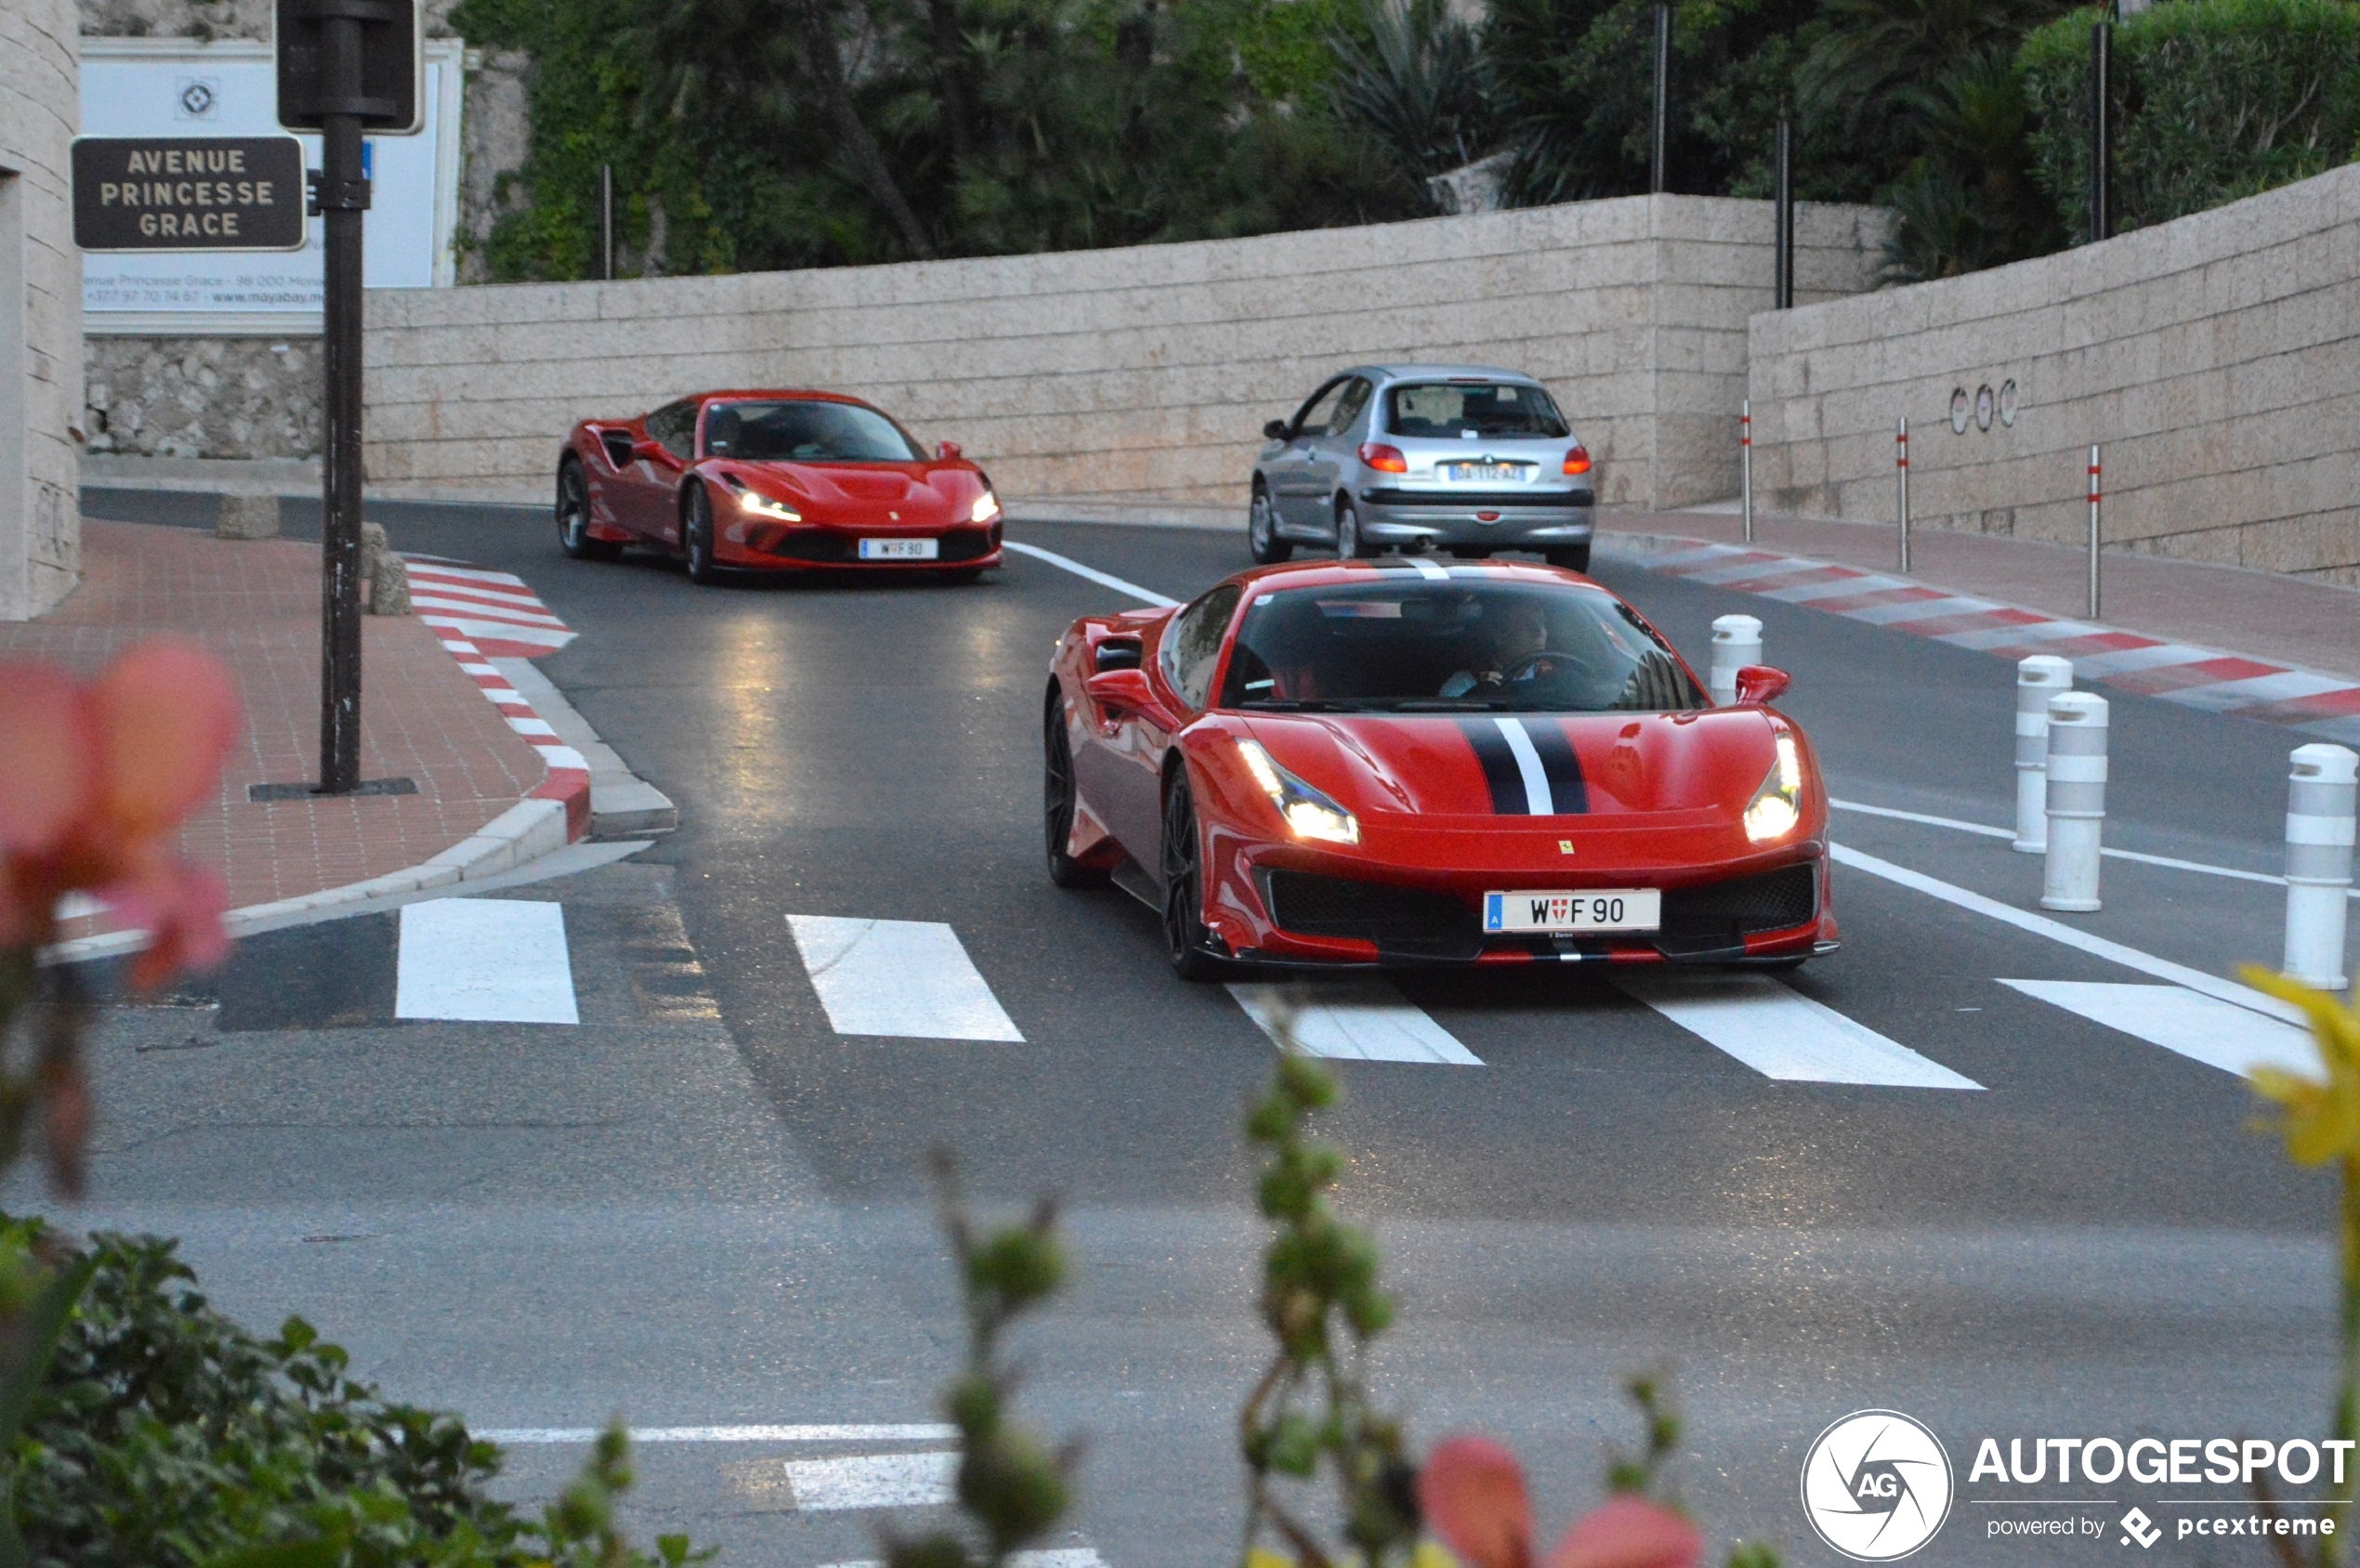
[2090,22,2112,243]
[2087,443,2103,619]
[1772,115,1793,310]
[316,14,368,795]
[1739,399,1753,543]
[1650,4,1670,195]
[1895,416,1909,573]
[599,163,614,281]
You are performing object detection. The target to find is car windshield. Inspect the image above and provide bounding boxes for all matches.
[704,400,926,463]
[1383,382,1569,439]
[1218,579,1704,713]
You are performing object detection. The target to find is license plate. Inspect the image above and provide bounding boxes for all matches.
[1444,463,1530,482]
[859,537,938,560]
[1483,888,1661,934]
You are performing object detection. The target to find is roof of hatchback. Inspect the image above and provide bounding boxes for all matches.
[1355,363,1547,384]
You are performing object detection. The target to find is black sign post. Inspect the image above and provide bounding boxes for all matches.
[274,0,421,796]
[71,137,308,252]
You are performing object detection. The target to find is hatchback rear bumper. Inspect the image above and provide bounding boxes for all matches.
[1356,494,1595,548]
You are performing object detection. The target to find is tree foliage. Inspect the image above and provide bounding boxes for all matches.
[2020,0,2360,242]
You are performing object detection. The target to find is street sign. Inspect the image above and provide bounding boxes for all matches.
[71,136,308,252]
[273,0,422,135]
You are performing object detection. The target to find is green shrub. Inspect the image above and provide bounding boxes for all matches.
[2021,0,2360,240]
[6,1221,697,1568]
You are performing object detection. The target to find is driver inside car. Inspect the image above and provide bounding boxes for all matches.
[1438,599,1552,697]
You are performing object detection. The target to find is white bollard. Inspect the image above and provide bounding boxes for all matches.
[2282,743,2358,989]
[2013,656,2075,853]
[2040,692,2108,912]
[1710,614,1763,707]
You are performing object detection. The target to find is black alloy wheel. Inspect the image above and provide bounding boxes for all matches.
[1044,686,1107,888]
[1160,774,1224,980]
[1336,497,1376,559]
[556,459,622,561]
[1249,486,1291,564]
[684,483,722,585]
[1545,542,1593,573]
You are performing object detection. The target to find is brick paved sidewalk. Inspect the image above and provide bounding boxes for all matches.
[0,519,554,921]
[1606,509,2360,685]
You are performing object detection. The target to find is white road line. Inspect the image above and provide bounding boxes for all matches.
[1997,979,2319,1078]
[1829,843,2303,1025]
[1829,798,2291,888]
[1227,980,1483,1065]
[1003,541,1179,607]
[481,1423,958,1444]
[786,915,1025,1040]
[405,561,530,587]
[395,899,579,1025]
[784,1451,956,1509]
[1614,972,1982,1089]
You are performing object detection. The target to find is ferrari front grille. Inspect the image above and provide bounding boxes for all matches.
[1658,862,1817,952]
[1262,870,1482,960]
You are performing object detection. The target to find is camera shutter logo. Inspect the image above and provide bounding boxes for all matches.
[1800,1410,1954,1561]
[176,77,219,120]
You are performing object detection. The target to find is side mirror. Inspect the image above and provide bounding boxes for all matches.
[1092,638,1142,673]
[1263,419,1291,442]
[937,440,964,462]
[1734,665,1791,705]
[635,437,675,465]
[1084,666,1155,712]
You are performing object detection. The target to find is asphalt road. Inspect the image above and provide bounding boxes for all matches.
[48,490,2352,1565]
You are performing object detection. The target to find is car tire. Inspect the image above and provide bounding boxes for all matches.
[556,458,623,561]
[1336,498,1376,559]
[1044,686,1108,889]
[1545,542,1592,573]
[684,483,722,585]
[1249,487,1291,564]
[1160,773,1225,981]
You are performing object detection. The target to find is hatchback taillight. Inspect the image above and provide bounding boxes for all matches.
[1563,446,1593,476]
[1359,443,1409,474]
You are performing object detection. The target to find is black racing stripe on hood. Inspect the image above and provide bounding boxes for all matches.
[1519,719,1590,814]
[1456,718,1528,815]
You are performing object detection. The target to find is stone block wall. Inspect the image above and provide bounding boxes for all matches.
[2,0,81,619]
[364,195,1888,510]
[83,335,324,458]
[1747,161,2360,584]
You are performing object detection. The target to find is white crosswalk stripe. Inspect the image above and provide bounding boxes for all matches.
[1227,979,1482,1065]
[395,899,579,1025]
[1998,979,2319,1078]
[787,915,1025,1040]
[783,1450,956,1509]
[1615,972,1982,1089]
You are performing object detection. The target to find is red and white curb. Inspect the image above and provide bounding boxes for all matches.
[405,554,590,842]
[1632,539,2360,744]
[405,557,578,658]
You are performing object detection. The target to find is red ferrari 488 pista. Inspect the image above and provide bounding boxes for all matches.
[556,390,1003,582]
[1043,557,1837,978]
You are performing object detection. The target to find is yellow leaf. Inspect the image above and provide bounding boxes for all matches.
[2238,966,2360,1164]
[1246,1551,1300,1568]
[1415,1544,1465,1568]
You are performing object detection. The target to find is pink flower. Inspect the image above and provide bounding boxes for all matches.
[0,638,242,987]
[1420,1437,1704,1568]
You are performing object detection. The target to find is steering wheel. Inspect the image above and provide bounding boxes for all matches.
[1502,653,1570,685]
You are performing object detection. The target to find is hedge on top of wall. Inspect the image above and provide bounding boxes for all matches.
[2020,0,2360,241]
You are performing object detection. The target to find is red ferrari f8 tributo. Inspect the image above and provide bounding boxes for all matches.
[556,390,1003,582]
[1044,557,1836,978]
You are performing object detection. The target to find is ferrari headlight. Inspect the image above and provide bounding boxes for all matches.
[1237,738,1359,845]
[1742,733,1804,843]
[737,490,802,523]
[972,490,1002,524]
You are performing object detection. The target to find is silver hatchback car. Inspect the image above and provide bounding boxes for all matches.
[1247,363,1596,570]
